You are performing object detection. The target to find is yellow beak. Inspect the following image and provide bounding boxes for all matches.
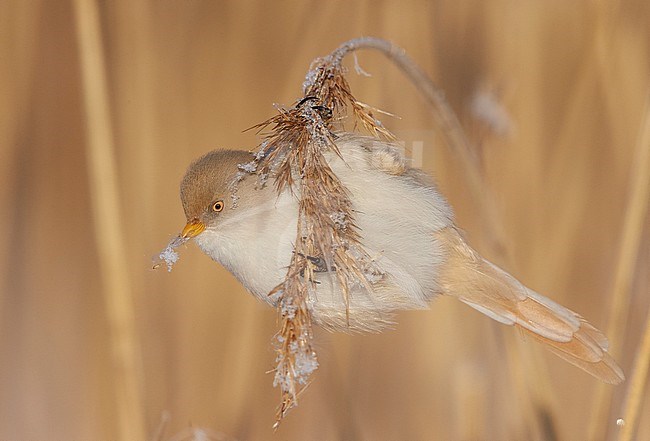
[181,219,206,238]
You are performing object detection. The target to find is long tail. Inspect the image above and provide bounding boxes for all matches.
[435,227,624,384]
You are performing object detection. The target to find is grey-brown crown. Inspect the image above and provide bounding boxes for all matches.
[180,149,252,220]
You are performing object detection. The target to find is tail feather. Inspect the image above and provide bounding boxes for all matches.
[435,227,624,385]
[521,327,624,384]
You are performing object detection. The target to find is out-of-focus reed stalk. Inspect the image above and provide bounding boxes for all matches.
[587,91,650,439]
[616,92,650,441]
[72,0,146,439]
[620,308,650,441]
[0,1,39,320]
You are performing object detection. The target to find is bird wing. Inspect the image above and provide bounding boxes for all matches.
[434,226,624,385]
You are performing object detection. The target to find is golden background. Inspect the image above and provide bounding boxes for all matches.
[1,1,649,440]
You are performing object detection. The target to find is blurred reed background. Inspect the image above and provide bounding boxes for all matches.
[1,1,649,440]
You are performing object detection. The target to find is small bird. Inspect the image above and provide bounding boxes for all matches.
[177,133,624,384]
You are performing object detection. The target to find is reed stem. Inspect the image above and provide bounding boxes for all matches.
[616,92,650,441]
[72,0,146,439]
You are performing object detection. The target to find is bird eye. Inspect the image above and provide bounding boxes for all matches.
[211,200,224,212]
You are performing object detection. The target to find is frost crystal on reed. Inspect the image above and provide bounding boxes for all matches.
[230,193,240,208]
[254,140,270,160]
[330,211,348,230]
[228,170,245,189]
[294,351,319,385]
[257,172,269,188]
[273,368,292,392]
[280,298,297,320]
[154,235,188,272]
[302,65,319,94]
[159,247,179,272]
[227,171,247,209]
[238,161,257,173]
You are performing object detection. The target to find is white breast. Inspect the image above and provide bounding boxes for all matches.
[194,192,298,302]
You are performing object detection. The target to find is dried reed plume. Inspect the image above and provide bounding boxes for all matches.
[249,38,397,427]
